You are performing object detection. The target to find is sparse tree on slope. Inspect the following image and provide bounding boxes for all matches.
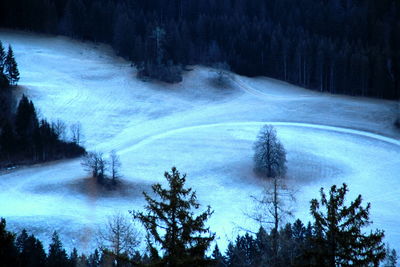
[253,125,287,178]
[4,45,19,86]
[310,183,386,266]
[132,167,215,266]
[70,122,82,146]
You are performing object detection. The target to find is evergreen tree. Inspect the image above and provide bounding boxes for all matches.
[132,167,215,266]
[0,218,19,266]
[4,45,19,86]
[211,244,225,267]
[87,249,101,267]
[15,95,39,140]
[383,245,398,267]
[15,95,39,156]
[16,229,46,267]
[69,248,78,267]
[310,183,386,266]
[0,41,6,73]
[46,231,70,267]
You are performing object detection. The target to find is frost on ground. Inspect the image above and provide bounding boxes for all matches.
[0,30,399,253]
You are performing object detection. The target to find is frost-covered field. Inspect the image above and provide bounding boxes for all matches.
[0,30,399,253]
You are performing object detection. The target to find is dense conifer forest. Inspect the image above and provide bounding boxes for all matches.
[0,0,398,98]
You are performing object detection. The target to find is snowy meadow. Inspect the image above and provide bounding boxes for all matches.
[0,31,399,253]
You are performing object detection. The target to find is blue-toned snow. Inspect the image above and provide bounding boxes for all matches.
[0,31,399,254]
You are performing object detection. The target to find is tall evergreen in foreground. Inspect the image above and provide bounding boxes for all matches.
[310,183,386,266]
[132,167,215,266]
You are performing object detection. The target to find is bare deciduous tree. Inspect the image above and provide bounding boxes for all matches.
[70,122,82,145]
[97,213,141,264]
[253,125,287,178]
[247,177,295,266]
[109,150,121,184]
[248,177,295,231]
[81,151,106,183]
[52,119,66,140]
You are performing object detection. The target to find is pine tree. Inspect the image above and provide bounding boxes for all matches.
[132,167,215,266]
[15,95,39,153]
[4,45,19,86]
[0,41,6,73]
[310,183,386,266]
[47,231,70,267]
[0,218,19,266]
[0,41,9,89]
[211,244,226,267]
[383,245,398,267]
[16,229,46,267]
[69,248,78,266]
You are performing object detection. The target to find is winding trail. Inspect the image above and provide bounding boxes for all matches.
[119,121,400,155]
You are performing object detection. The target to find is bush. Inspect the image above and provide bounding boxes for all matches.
[137,62,182,83]
[211,62,232,88]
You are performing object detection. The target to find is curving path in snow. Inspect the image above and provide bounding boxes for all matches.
[120,121,400,154]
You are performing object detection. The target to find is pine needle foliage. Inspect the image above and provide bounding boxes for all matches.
[310,183,386,266]
[132,167,215,266]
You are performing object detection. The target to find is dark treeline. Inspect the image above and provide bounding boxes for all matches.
[0,219,395,267]
[0,179,396,267]
[0,42,85,168]
[0,0,399,98]
[0,94,85,168]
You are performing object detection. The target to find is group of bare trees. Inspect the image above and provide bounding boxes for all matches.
[81,150,121,186]
[51,120,82,146]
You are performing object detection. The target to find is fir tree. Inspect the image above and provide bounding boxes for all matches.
[211,244,226,267]
[383,245,398,267]
[4,45,19,86]
[132,167,215,266]
[0,218,19,266]
[0,41,6,73]
[16,229,46,267]
[15,95,39,151]
[47,231,70,267]
[69,248,78,266]
[310,183,386,266]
